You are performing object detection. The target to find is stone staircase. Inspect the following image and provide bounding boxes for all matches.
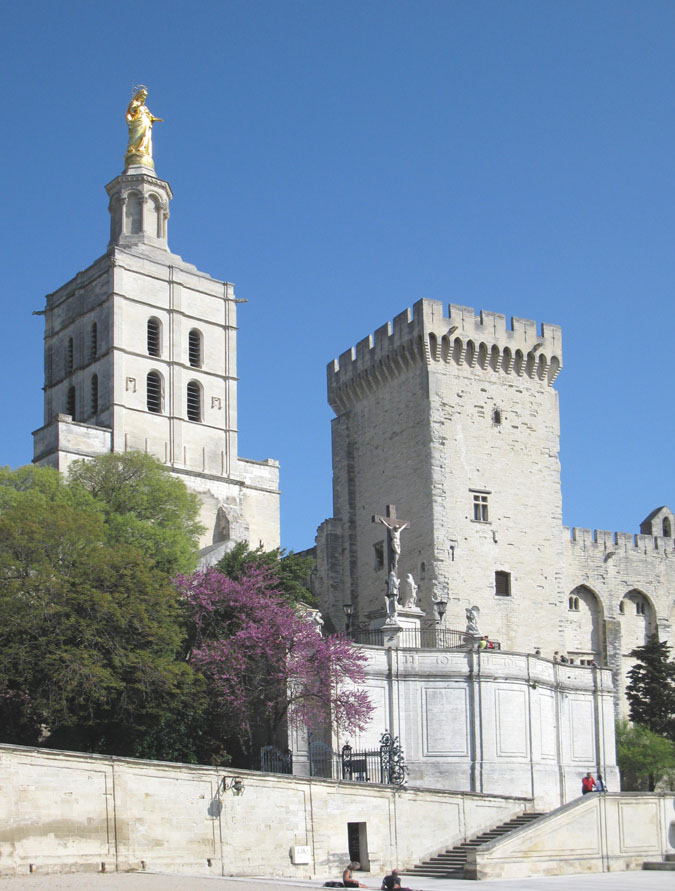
[406,811,546,880]
[643,854,675,871]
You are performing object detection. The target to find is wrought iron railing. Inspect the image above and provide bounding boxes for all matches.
[349,626,501,650]
[259,745,293,774]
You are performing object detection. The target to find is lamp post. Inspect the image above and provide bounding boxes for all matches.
[434,596,448,624]
[343,602,353,633]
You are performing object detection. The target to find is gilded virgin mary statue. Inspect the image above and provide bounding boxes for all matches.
[124,85,163,169]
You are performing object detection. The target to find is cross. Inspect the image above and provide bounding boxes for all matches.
[372,504,410,574]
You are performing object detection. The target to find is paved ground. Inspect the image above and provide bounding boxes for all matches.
[0,872,673,891]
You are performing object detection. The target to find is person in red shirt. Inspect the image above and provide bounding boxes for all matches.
[581,772,596,794]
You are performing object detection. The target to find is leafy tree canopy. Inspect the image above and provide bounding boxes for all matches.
[616,719,675,791]
[627,634,675,742]
[69,452,203,575]
[216,540,316,605]
[0,492,207,761]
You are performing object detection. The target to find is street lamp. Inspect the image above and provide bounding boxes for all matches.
[433,596,448,624]
[343,602,353,633]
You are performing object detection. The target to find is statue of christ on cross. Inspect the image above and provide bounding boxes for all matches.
[372,504,410,573]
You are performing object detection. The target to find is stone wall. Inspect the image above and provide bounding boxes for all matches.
[0,744,531,879]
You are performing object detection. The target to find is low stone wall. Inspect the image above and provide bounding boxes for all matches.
[0,744,531,878]
[465,792,675,879]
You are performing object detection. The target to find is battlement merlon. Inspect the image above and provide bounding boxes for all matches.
[565,525,675,557]
[327,298,563,412]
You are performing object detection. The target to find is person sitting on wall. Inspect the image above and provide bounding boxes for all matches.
[559,653,569,664]
[581,772,596,795]
[596,773,607,792]
[343,862,368,888]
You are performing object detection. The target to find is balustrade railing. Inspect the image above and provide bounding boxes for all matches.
[349,626,500,651]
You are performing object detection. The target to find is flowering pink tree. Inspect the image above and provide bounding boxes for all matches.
[176,567,373,759]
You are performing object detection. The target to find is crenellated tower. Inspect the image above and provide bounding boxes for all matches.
[316,298,566,651]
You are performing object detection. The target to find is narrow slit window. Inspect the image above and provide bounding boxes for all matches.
[91,374,98,415]
[147,318,161,357]
[187,381,201,421]
[66,385,76,418]
[91,322,98,360]
[66,337,74,374]
[188,329,202,368]
[146,371,162,413]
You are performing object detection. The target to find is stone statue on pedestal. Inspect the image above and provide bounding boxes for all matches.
[402,573,418,608]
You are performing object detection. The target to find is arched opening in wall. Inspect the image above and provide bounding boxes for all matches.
[66,337,74,375]
[146,371,163,413]
[663,517,672,537]
[429,332,438,362]
[147,318,161,357]
[566,585,604,662]
[125,191,142,234]
[90,322,98,360]
[514,349,524,376]
[90,374,98,415]
[66,385,76,419]
[619,589,654,653]
[537,354,547,380]
[489,344,500,371]
[147,194,161,237]
[525,351,536,377]
[109,194,122,242]
[548,356,561,384]
[452,337,463,365]
[465,340,476,366]
[188,329,203,368]
[478,342,488,369]
[501,346,512,373]
[187,380,202,422]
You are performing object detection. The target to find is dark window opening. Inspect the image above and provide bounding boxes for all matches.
[568,595,580,611]
[66,385,76,418]
[373,541,384,571]
[187,381,201,421]
[619,600,625,615]
[91,322,98,360]
[188,329,202,368]
[146,371,162,413]
[91,374,98,415]
[495,570,511,597]
[66,337,74,374]
[473,493,489,522]
[492,408,502,425]
[663,517,672,537]
[147,319,160,357]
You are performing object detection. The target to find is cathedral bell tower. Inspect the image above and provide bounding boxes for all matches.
[32,87,280,556]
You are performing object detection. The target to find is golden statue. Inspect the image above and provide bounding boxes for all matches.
[124,85,163,169]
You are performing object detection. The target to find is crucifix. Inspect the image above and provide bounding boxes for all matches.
[372,504,410,574]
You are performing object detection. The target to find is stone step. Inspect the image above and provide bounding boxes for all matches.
[408,811,547,880]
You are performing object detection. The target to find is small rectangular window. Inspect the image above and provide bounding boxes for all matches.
[473,493,489,522]
[495,571,511,597]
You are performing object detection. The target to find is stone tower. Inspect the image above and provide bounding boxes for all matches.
[32,123,279,555]
[315,298,565,650]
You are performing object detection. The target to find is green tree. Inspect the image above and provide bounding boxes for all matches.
[0,464,217,763]
[626,634,675,742]
[216,541,316,605]
[68,452,203,575]
[616,719,675,791]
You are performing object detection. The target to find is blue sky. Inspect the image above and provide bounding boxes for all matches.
[2,1,673,551]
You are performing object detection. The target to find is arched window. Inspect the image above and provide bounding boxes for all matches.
[188,329,202,368]
[146,371,163,413]
[569,596,580,611]
[147,318,161,357]
[90,322,98,360]
[187,380,202,422]
[91,374,98,415]
[66,337,74,374]
[663,517,672,538]
[66,385,76,418]
[619,600,625,614]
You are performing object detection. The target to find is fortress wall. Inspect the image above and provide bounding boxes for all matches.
[0,744,529,879]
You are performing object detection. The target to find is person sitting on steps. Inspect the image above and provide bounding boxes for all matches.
[343,862,368,888]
